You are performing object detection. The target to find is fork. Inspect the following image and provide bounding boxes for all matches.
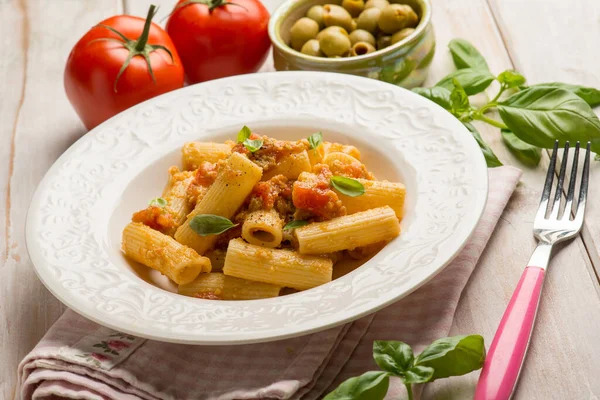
[474,141,591,400]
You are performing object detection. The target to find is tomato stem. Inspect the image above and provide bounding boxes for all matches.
[135,4,158,52]
[170,0,248,14]
[92,4,175,93]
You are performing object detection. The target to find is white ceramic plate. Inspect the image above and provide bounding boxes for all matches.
[26,71,487,344]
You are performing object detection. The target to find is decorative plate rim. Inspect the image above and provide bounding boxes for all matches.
[26,71,488,344]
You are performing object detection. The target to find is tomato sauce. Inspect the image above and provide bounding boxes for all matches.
[132,206,176,234]
[232,134,307,172]
[292,165,346,220]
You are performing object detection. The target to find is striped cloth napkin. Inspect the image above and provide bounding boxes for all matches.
[18,166,522,400]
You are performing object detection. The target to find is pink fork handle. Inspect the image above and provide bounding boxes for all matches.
[474,266,546,400]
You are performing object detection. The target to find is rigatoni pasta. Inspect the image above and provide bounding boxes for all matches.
[242,209,284,248]
[338,179,405,218]
[122,127,405,301]
[178,273,281,300]
[122,222,211,284]
[262,150,312,180]
[295,206,401,254]
[175,152,262,254]
[162,167,195,228]
[182,142,231,170]
[223,238,332,290]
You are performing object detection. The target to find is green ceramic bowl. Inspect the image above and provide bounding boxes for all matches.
[268,0,435,88]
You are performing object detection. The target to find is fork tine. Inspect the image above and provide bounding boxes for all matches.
[574,141,591,224]
[562,142,580,219]
[550,142,570,219]
[537,140,559,220]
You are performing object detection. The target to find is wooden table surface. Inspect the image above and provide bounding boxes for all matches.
[2,0,600,398]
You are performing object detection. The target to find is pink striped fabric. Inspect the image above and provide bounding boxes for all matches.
[18,166,522,400]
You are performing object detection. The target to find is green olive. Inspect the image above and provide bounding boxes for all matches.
[377,4,418,34]
[306,5,325,28]
[349,19,358,31]
[348,29,376,46]
[350,41,376,56]
[300,39,323,56]
[319,29,352,57]
[316,26,349,40]
[322,4,354,32]
[391,27,415,44]
[364,0,389,10]
[342,0,365,17]
[376,34,392,49]
[356,7,381,34]
[290,17,320,50]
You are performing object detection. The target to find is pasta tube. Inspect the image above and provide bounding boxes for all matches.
[122,222,211,284]
[178,273,281,300]
[323,152,374,179]
[241,209,284,248]
[295,206,400,254]
[223,238,333,290]
[323,142,361,160]
[338,179,405,218]
[162,167,195,228]
[204,249,227,272]
[262,150,312,180]
[175,152,263,254]
[182,142,231,170]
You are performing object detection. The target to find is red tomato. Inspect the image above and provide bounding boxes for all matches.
[65,6,184,130]
[166,0,271,83]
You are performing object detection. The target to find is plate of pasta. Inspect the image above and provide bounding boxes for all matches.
[27,71,487,344]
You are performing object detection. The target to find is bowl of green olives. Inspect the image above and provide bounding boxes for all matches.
[268,0,434,87]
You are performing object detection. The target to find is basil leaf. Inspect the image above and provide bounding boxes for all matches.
[403,365,435,384]
[530,82,600,107]
[435,68,495,96]
[450,79,470,113]
[412,87,452,110]
[373,340,414,376]
[498,87,600,153]
[414,334,486,381]
[497,70,526,88]
[284,220,309,230]
[308,132,323,150]
[237,125,252,143]
[330,176,365,197]
[323,371,389,400]
[148,197,167,207]
[463,122,503,168]
[448,39,489,70]
[501,129,542,167]
[243,139,263,152]
[189,214,237,236]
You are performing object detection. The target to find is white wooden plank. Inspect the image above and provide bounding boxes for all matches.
[421,0,600,398]
[488,0,600,297]
[0,1,119,399]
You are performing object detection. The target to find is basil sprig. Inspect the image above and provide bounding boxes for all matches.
[243,139,263,152]
[324,335,485,400]
[530,82,600,107]
[501,128,542,167]
[284,220,309,230]
[236,125,263,152]
[189,214,237,236]
[237,125,252,143]
[148,197,167,207]
[412,87,451,110]
[307,132,323,150]
[330,176,365,197]
[463,122,503,167]
[448,38,489,71]
[413,39,600,167]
